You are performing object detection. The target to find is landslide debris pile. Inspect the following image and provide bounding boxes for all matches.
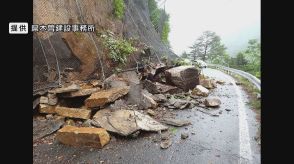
[33,64,224,149]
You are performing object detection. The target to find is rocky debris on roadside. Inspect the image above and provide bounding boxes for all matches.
[110,99,129,110]
[181,133,189,139]
[161,118,191,127]
[141,89,158,109]
[200,79,216,89]
[151,94,167,102]
[49,83,80,94]
[235,81,243,85]
[160,139,172,149]
[55,106,91,119]
[33,116,65,141]
[33,97,40,109]
[56,125,110,148]
[85,86,130,108]
[65,119,75,126]
[216,80,226,85]
[33,66,222,148]
[93,109,168,136]
[143,80,183,94]
[204,97,221,107]
[147,109,156,116]
[60,87,100,98]
[165,66,200,91]
[191,85,210,97]
[39,104,56,114]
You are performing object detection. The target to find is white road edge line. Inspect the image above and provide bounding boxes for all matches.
[226,75,253,163]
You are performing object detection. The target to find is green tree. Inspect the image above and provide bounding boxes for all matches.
[243,39,260,78]
[236,52,247,67]
[189,31,226,62]
[181,51,189,58]
[148,0,170,45]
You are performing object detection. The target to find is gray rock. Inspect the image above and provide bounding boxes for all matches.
[160,139,172,149]
[181,133,189,139]
[165,66,200,91]
[204,97,221,107]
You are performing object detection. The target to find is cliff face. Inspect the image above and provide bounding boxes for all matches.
[33,0,177,92]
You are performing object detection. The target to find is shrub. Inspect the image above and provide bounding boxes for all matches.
[100,31,136,65]
[113,0,125,19]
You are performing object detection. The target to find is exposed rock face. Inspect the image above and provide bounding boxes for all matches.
[165,66,199,91]
[56,125,110,148]
[85,86,130,108]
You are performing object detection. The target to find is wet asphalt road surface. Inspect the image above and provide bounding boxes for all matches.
[33,68,260,164]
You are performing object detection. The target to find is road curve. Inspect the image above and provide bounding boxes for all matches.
[208,64,260,91]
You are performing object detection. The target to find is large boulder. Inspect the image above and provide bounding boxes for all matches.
[165,66,199,91]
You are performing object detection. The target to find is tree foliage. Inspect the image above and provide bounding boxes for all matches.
[148,0,170,45]
[189,31,226,62]
[228,39,260,78]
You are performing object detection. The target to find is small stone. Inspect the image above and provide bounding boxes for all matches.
[82,119,93,127]
[204,97,221,107]
[65,119,75,126]
[160,139,172,149]
[181,133,189,139]
[147,109,156,116]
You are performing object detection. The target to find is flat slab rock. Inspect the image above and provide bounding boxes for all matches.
[48,83,80,94]
[56,125,110,148]
[60,87,100,98]
[85,86,130,108]
[33,116,65,141]
[143,80,182,94]
[55,106,91,119]
[93,109,168,136]
[161,118,191,127]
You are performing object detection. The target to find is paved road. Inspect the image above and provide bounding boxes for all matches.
[33,68,260,164]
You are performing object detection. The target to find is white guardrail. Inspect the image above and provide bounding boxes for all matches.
[208,64,260,91]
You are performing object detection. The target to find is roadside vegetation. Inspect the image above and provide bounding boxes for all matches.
[232,74,261,111]
[113,0,125,19]
[99,31,136,65]
[183,31,260,79]
[148,0,171,46]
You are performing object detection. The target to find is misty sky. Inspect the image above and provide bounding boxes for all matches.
[162,0,260,56]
